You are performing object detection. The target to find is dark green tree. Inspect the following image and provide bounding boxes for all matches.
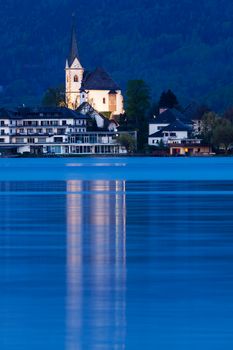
[201,111,219,143]
[126,80,151,126]
[117,133,136,153]
[42,85,66,107]
[159,90,179,109]
[212,121,233,153]
[223,107,233,123]
[125,80,151,150]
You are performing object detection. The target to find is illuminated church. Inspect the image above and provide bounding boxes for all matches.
[65,19,124,116]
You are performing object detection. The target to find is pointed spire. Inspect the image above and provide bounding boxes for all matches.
[68,13,80,67]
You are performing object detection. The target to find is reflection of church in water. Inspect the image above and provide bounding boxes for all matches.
[66,180,127,349]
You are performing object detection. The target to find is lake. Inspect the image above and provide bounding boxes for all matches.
[1,157,233,349]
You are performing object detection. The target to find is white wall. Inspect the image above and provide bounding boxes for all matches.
[149,123,169,135]
[148,130,189,146]
[87,90,124,115]
[66,58,84,109]
[148,137,161,146]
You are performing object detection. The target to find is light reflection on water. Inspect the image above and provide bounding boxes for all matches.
[0,174,233,349]
[66,180,126,350]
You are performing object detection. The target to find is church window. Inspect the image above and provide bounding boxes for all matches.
[103,98,106,104]
[74,75,79,82]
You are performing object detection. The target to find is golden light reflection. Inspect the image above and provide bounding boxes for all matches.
[66,180,126,350]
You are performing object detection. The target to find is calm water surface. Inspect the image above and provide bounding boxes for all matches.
[1,158,233,349]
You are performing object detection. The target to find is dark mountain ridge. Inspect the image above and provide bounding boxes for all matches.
[1,0,233,111]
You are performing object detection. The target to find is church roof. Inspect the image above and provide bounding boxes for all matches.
[68,16,80,67]
[81,67,120,91]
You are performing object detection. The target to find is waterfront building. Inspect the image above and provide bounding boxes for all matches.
[169,140,212,156]
[148,109,192,146]
[0,106,136,155]
[65,18,124,115]
[149,119,191,146]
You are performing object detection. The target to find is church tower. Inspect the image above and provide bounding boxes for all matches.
[65,16,84,110]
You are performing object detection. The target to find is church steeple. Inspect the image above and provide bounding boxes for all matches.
[65,14,84,110]
[68,14,80,67]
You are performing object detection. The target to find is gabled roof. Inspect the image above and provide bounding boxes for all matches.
[150,108,184,124]
[149,120,190,138]
[162,119,190,132]
[3,106,91,120]
[149,130,164,138]
[81,67,120,90]
[76,102,118,129]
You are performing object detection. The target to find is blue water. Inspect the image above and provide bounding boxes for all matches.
[1,158,233,349]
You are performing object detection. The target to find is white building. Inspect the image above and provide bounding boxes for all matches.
[148,109,192,146]
[0,106,136,156]
[65,19,124,116]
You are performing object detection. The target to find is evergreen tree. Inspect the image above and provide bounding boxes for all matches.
[42,85,66,107]
[126,80,151,126]
[125,80,151,151]
[159,90,179,109]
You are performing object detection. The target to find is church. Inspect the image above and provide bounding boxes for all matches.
[65,19,124,116]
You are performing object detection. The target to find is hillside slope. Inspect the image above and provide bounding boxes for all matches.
[1,0,233,110]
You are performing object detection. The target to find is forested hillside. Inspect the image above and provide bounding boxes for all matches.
[1,0,233,110]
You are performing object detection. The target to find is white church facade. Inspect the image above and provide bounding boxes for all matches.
[65,21,124,116]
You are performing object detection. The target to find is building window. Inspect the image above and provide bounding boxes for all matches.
[38,137,47,143]
[74,75,79,82]
[62,120,67,126]
[16,137,24,143]
[0,138,5,143]
[103,98,106,104]
[170,132,176,137]
[54,137,63,143]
